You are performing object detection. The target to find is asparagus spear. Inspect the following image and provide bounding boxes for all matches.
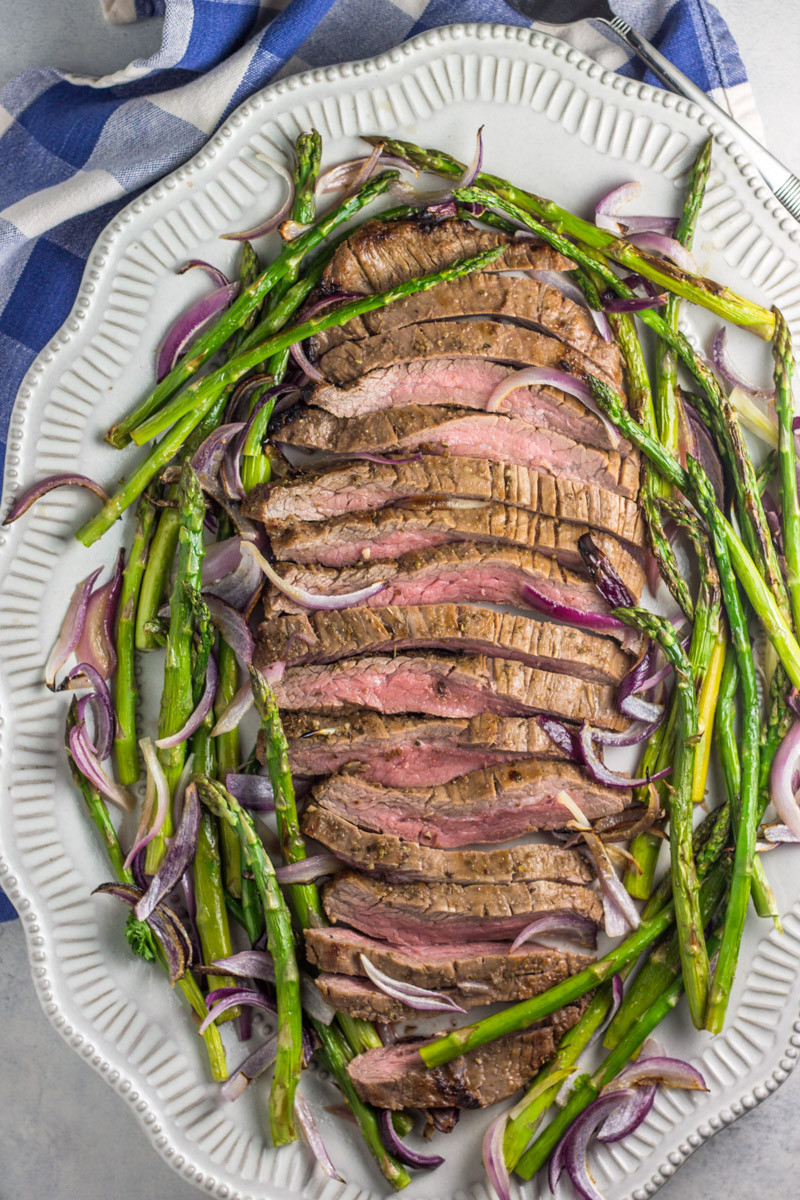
[689,459,761,1032]
[114,490,156,782]
[195,776,302,1146]
[77,245,505,549]
[147,461,205,872]
[774,306,800,636]
[107,170,399,448]
[587,375,800,688]
[614,607,710,1029]
[368,135,775,337]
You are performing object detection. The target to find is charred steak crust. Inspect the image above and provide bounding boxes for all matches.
[346,1001,588,1109]
[277,404,639,498]
[311,759,631,847]
[301,803,594,885]
[320,217,575,295]
[256,606,632,684]
[268,501,646,573]
[271,652,630,731]
[309,271,622,383]
[315,318,625,391]
[243,456,645,546]
[321,871,603,947]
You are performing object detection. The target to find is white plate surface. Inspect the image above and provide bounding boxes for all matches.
[3,21,800,1200]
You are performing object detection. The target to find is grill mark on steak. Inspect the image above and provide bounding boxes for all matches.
[244,456,645,547]
[308,358,630,453]
[310,272,621,383]
[315,319,624,390]
[321,217,575,295]
[304,926,591,988]
[346,1004,587,1110]
[301,803,594,885]
[277,405,639,498]
[312,760,630,847]
[269,503,645,582]
[321,871,603,946]
[256,606,631,684]
[271,653,629,730]
[279,713,572,786]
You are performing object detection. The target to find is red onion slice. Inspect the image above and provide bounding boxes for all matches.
[202,536,262,612]
[204,595,254,667]
[178,259,230,289]
[45,566,103,688]
[770,722,800,840]
[482,1109,510,1200]
[359,954,466,1014]
[378,1109,444,1170]
[69,721,134,811]
[316,150,415,196]
[605,1056,707,1093]
[485,367,620,448]
[211,679,254,736]
[289,337,324,383]
[4,474,109,526]
[578,532,636,610]
[536,715,583,760]
[520,582,629,636]
[275,854,343,884]
[596,1085,656,1143]
[74,550,124,681]
[210,950,275,981]
[221,1034,278,1101]
[628,231,698,274]
[224,773,275,811]
[550,1089,639,1200]
[123,738,170,867]
[595,182,643,233]
[222,153,294,241]
[589,717,666,749]
[65,663,115,761]
[604,294,667,313]
[157,281,240,382]
[458,126,484,188]
[135,780,201,921]
[199,988,277,1035]
[192,422,246,481]
[579,724,670,789]
[711,327,775,400]
[510,913,598,952]
[295,1089,343,1181]
[242,541,386,611]
[524,270,612,342]
[93,882,192,983]
[763,823,800,843]
[583,830,641,937]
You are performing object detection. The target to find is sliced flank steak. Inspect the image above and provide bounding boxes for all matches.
[311,760,630,847]
[301,803,593,885]
[321,872,603,946]
[347,1006,587,1110]
[268,503,645,584]
[277,405,639,498]
[310,271,621,383]
[308,358,630,453]
[260,546,643,647]
[257,606,631,684]
[304,926,592,990]
[270,653,628,730]
[279,713,572,786]
[315,971,581,1022]
[244,456,645,547]
[314,319,624,390]
[320,217,574,295]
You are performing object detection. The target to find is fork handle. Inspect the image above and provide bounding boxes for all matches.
[603,15,800,222]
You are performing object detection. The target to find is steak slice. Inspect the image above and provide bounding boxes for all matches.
[347,1006,586,1110]
[316,319,624,390]
[281,713,571,786]
[309,358,630,453]
[302,804,594,885]
[257,606,631,684]
[260,545,642,647]
[277,405,638,497]
[269,504,644,584]
[310,272,621,383]
[321,217,574,294]
[244,456,645,547]
[322,872,603,946]
[304,926,591,989]
[271,653,628,730]
[312,760,630,846]
[315,971,579,1022]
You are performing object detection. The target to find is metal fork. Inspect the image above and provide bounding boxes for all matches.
[507,0,800,221]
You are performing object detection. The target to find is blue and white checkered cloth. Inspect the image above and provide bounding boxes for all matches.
[0,0,758,923]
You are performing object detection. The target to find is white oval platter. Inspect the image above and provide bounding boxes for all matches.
[2,20,800,1200]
